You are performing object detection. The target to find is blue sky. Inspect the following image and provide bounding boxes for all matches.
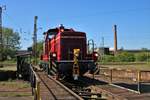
[1,0,150,50]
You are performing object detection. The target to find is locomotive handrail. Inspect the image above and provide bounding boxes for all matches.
[88,39,94,54]
[56,60,94,63]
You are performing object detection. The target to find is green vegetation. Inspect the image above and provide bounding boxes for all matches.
[0,60,16,71]
[3,60,16,64]
[31,40,43,64]
[135,52,150,62]
[99,51,150,70]
[1,27,20,61]
[116,52,135,62]
[0,80,31,97]
[0,81,30,88]
[100,51,150,63]
[36,41,43,57]
[0,65,16,71]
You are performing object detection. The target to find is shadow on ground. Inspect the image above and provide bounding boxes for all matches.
[0,70,16,81]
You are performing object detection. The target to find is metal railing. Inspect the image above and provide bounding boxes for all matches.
[99,67,150,94]
[29,64,41,100]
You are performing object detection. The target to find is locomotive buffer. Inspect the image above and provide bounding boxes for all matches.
[73,49,80,80]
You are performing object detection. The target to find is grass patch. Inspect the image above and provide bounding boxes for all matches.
[0,92,32,97]
[100,63,150,71]
[0,80,32,97]
[0,60,16,71]
[0,65,16,71]
[0,80,30,89]
[2,60,16,65]
[99,62,148,65]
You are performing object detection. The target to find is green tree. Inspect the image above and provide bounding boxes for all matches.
[1,27,20,60]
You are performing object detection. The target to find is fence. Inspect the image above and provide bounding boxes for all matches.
[29,64,41,100]
[99,66,150,93]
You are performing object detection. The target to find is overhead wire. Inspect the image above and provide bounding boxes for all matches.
[3,12,33,49]
[2,7,150,49]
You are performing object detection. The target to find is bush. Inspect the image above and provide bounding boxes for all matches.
[99,52,150,63]
[100,52,135,62]
[115,52,135,62]
[135,52,150,62]
[101,55,116,62]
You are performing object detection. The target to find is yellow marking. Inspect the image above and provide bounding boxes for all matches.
[74,49,80,57]
[73,49,80,79]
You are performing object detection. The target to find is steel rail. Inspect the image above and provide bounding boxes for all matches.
[48,75,83,100]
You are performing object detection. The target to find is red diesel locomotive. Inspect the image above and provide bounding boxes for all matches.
[40,25,98,79]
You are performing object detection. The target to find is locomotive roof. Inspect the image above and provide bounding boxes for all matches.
[16,50,32,56]
[43,25,86,37]
[44,28,73,35]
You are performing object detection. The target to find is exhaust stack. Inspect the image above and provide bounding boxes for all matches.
[113,25,117,55]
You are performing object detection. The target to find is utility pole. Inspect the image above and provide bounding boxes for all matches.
[33,16,38,65]
[102,37,104,48]
[0,5,6,67]
[101,36,104,55]
[113,25,118,55]
[101,36,105,61]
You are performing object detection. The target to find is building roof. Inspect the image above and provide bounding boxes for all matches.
[16,50,32,56]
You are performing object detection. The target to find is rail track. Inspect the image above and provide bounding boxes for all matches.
[84,73,150,100]
[60,77,104,100]
[36,71,83,100]
[34,67,150,100]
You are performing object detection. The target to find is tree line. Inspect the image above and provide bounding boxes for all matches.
[1,27,20,60]
[1,27,44,61]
